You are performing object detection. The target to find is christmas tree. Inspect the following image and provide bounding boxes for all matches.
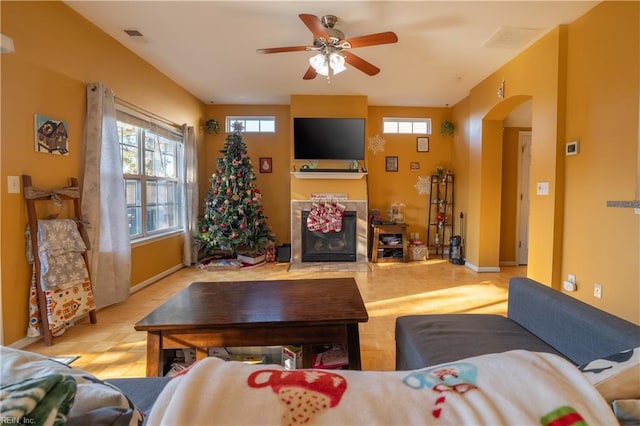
[197,125,275,255]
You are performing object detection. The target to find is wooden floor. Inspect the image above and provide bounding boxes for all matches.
[24,259,526,378]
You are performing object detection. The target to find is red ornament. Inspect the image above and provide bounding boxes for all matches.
[213,189,218,195]
[239,223,246,230]
[220,223,226,228]
[237,173,242,177]
[201,227,208,233]
[226,188,233,195]
[255,188,261,194]
[216,179,221,184]
[231,232,238,238]
[219,207,225,213]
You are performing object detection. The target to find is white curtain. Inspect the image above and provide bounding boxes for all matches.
[82,82,131,308]
[182,125,199,266]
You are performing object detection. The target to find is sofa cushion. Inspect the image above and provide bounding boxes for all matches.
[395,314,566,370]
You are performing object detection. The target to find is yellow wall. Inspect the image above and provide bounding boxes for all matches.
[561,1,639,321]
[2,1,638,347]
[203,105,292,245]
[1,1,206,344]
[289,96,370,201]
[367,106,451,242]
[452,1,639,323]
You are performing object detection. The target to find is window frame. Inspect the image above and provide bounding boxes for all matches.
[382,117,432,135]
[225,116,276,133]
[116,107,185,242]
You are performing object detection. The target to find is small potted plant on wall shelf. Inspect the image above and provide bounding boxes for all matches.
[440,120,455,136]
[205,118,220,135]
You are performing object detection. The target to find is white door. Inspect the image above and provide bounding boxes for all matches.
[517,131,531,265]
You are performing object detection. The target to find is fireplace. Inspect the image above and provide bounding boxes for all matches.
[301,211,357,262]
[290,200,369,271]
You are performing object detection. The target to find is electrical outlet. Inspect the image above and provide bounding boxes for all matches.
[568,274,576,284]
[593,283,603,299]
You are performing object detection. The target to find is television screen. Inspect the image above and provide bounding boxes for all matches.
[293,118,365,160]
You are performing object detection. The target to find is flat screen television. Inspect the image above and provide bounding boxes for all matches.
[293,117,365,160]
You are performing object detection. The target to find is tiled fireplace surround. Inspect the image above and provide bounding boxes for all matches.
[289,200,369,271]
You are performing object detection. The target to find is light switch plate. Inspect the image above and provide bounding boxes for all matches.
[536,182,549,196]
[7,176,20,194]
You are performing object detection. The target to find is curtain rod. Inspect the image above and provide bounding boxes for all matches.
[115,97,183,131]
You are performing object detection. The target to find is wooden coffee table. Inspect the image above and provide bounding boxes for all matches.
[134,278,369,376]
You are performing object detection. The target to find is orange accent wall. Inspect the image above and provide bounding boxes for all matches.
[203,105,292,245]
[367,106,451,242]
[1,1,205,345]
[451,2,639,323]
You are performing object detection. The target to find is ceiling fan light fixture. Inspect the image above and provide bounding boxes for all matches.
[329,52,346,74]
[309,53,329,76]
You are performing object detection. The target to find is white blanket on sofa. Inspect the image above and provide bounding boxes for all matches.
[147,350,617,425]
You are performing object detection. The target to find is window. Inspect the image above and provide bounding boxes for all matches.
[117,109,184,240]
[382,117,432,135]
[225,116,275,133]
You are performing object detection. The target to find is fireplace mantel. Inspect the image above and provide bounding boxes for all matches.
[291,172,367,180]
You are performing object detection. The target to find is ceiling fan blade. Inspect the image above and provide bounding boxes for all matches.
[303,66,317,80]
[345,31,398,49]
[343,52,380,76]
[299,14,328,38]
[256,46,309,54]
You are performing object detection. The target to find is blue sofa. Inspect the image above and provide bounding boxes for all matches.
[395,276,640,370]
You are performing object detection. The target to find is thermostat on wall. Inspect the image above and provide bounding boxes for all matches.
[566,140,579,156]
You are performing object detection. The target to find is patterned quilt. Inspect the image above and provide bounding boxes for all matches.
[147,350,618,425]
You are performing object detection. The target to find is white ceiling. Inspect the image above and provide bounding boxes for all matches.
[64,1,598,107]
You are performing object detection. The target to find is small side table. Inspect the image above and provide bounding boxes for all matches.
[371,223,408,263]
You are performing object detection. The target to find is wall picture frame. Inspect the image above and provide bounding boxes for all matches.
[417,137,429,152]
[259,157,273,173]
[410,162,420,172]
[385,156,398,172]
[34,114,69,155]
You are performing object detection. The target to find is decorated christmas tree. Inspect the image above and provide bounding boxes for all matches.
[197,125,274,255]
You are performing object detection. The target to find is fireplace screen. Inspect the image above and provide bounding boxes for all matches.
[301,211,357,262]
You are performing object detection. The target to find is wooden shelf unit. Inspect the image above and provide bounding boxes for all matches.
[370,223,408,263]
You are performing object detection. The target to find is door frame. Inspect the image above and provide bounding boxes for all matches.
[516,131,531,265]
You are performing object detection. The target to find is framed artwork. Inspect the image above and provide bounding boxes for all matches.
[385,156,398,172]
[34,114,69,156]
[259,157,273,173]
[410,162,420,172]
[417,137,429,152]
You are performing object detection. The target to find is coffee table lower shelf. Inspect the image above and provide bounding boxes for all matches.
[142,323,363,376]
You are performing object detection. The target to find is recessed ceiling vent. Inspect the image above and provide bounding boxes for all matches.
[124,29,144,37]
[483,26,541,49]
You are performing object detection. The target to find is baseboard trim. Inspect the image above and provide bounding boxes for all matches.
[8,336,40,349]
[130,264,184,294]
[464,261,501,273]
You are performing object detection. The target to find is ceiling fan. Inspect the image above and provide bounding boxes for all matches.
[256,14,398,80]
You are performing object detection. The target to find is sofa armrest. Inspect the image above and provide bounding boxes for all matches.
[507,277,640,365]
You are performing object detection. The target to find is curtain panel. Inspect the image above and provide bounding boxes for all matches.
[82,82,131,308]
[183,125,199,265]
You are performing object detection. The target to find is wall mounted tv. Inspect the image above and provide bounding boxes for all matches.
[293,117,365,160]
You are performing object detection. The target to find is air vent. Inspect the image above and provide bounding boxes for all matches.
[483,26,541,49]
[124,29,144,37]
